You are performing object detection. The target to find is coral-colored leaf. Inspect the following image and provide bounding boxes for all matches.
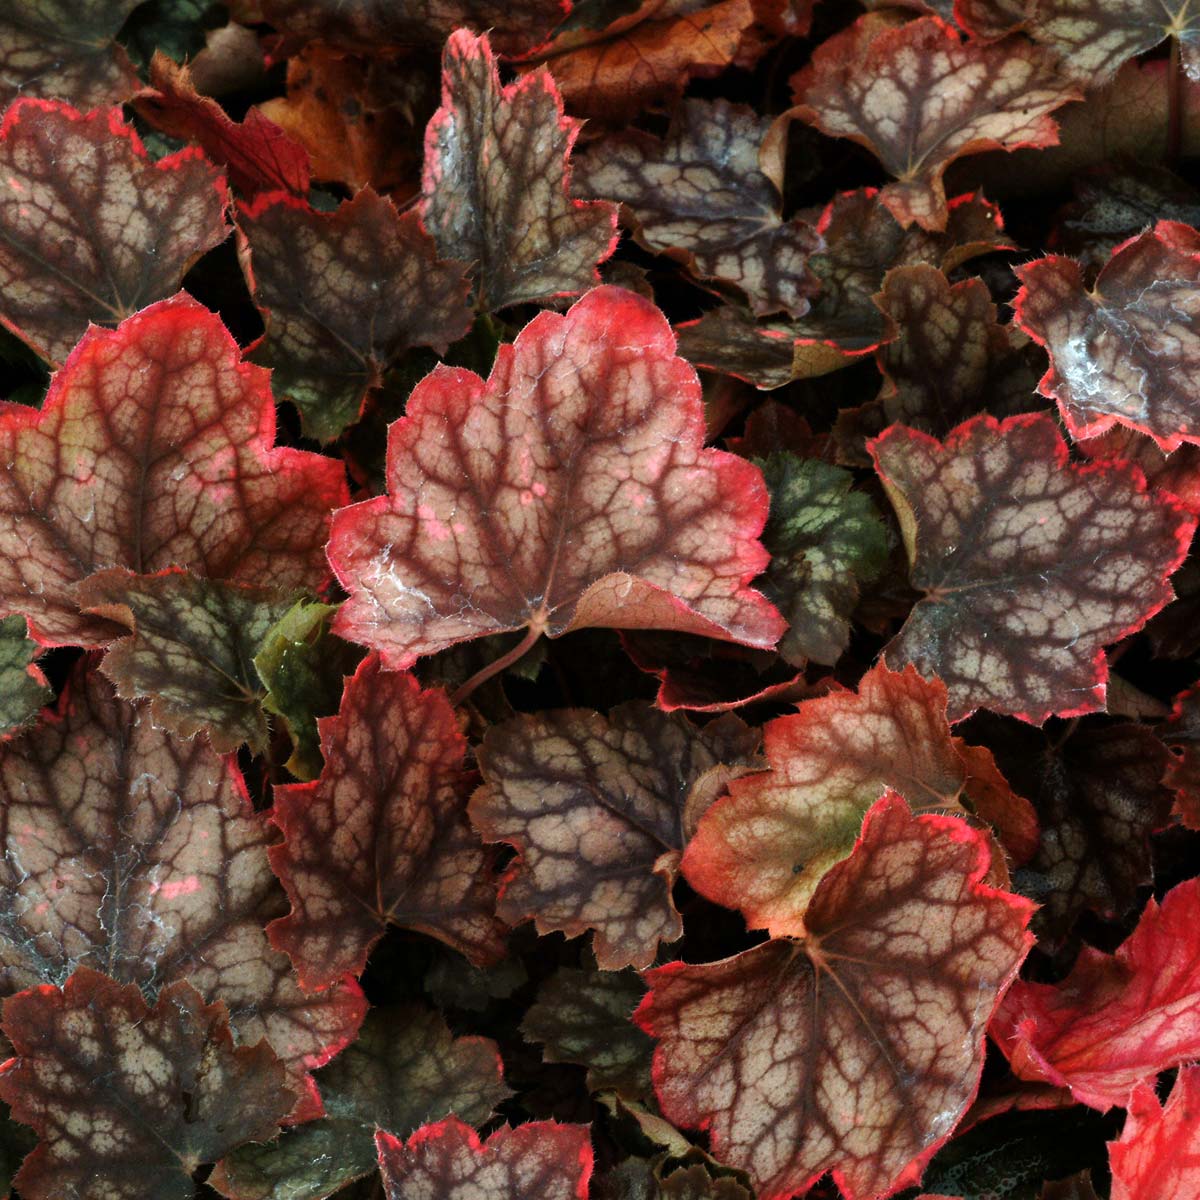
[422,30,617,312]
[677,190,1010,388]
[376,1116,593,1200]
[1029,0,1200,86]
[237,187,473,440]
[870,413,1195,722]
[1014,222,1200,451]
[0,968,294,1200]
[790,16,1079,230]
[641,794,1034,1200]
[0,616,49,738]
[79,568,298,755]
[522,967,654,1097]
[0,662,365,1121]
[268,655,506,990]
[1108,1067,1200,1200]
[0,295,348,647]
[971,715,1172,945]
[0,100,229,364]
[535,0,768,124]
[682,662,1032,935]
[212,1006,510,1200]
[0,2,140,109]
[574,98,820,317]
[472,703,758,969]
[329,286,784,667]
[254,0,571,56]
[253,600,363,783]
[871,264,1043,434]
[757,453,889,665]
[135,53,311,198]
[993,876,1200,1109]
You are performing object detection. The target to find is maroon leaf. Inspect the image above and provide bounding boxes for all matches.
[421,30,617,312]
[0,968,294,1200]
[471,703,759,969]
[376,1116,593,1200]
[1014,222,1200,451]
[237,187,473,440]
[640,794,1034,1200]
[790,15,1079,230]
[0,100,229,364]
[993,877,1200,1109]
[268,655,506,990]
[0,2,140,109]
[135,54,311,198]
[0,295,348,647]
[677,189,1011,388]
[969,715,1173,945]
[328,286,785,671]
[870,413,1195,722]
[574,98,820,317]
[211,1006,510,1200]
[1163,684,1200,828]
[0,661,365,1121]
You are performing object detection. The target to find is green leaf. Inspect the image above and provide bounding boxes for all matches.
[0,615,50,738]
[757,454,889,665]
[253,600,363,780]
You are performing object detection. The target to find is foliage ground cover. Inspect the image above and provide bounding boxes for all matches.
[1,1,1200,1198]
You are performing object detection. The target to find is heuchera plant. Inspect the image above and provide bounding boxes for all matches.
[3,2,1200,1199]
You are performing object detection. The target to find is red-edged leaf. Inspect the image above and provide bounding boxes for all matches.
[682,662,1035,936]
[640,794,1034,1200]
[790,15,1079,230]
[376,1116,593,1200]
[1108,1066,1200,1200]
[135,54,311,198]
[677,189,1011,388]
[421,30,617,312]
[1077,424,1200,514]
[0,616,49,739]
[1029,0,1200,85]
[78,568,298,755]
[268,655,506,990]
[471,703,759,969]
[1015,222,1200,451]
[870,413,1195,722]
[254,0,571,56]
[969,715,1172,945]
[993,877,1200,1109]
[211,1006,510,1200]
[1163,684,1200,827]
[574,98,820,318]
[0,100,230,365]
[328,286,785,669]
[0,295,348,647]
[237,187,473,440]
[0,2,140,108]
[0,969,294,1200]
[522,967,654,1096]
[0,662,365,1122]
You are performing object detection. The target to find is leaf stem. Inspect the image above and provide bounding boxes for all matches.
[451,622,543,706]
[1169,36,1184,167]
